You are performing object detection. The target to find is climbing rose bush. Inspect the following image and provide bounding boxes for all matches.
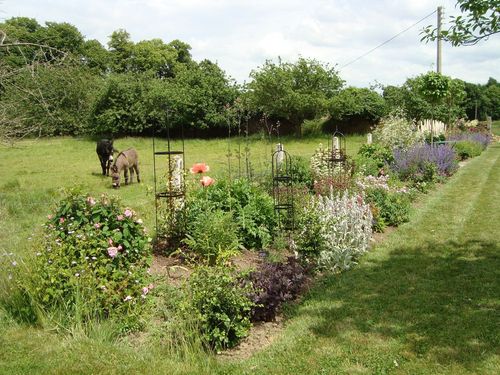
[32,190,151,317]
[295,191,372,272]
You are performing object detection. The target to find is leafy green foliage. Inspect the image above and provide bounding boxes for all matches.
[453,140,484,160]
[421,0,499,46]
[364,188,411,227]
[187,179,276,249]
[357,144,394,170]
[1,61,104,137]
[0,17,84,66]
[418,71,451,104]
[183,209,241,265]
[155,60,239,130]
[184,266,254,351]
[463,78,500,120]
[31,190,151,320]
[91,73,152,136]
[383,73,466,123]
[247,57,343,133]
[330,87,387,122]
[289,155,314,190]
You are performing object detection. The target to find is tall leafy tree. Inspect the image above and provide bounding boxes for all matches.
[81,39,111,73]
[130,39,179,78]
[329,87,387,122]
[150,59,240,130]
[383,72,466,123]
[108,29,134,73]
[247,57,344,134]
[422,0,500,46]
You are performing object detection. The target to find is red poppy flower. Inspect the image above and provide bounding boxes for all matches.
[190,163,210,174]
[200,176,215,187]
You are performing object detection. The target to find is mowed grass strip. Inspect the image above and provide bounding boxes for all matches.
[218,143,500,374]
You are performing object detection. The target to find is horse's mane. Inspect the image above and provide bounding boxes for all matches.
[113,151,127,166]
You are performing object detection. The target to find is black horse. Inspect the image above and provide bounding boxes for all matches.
[96,139,115,176]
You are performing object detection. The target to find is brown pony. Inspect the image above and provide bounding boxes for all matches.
[111,148,140,188]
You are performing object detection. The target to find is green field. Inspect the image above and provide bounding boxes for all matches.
[1,136,498,374]
[0,134,364,258]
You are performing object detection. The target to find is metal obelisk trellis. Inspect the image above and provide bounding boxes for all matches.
[153,109,186,250]
[328,129,350,191]
[272,143,294,231]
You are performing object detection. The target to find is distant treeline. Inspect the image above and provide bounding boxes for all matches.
[1,17,498,139]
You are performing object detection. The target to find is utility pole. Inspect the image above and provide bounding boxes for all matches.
[437,6,443,73]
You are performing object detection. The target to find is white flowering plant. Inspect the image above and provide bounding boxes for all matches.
[32,189,152,319]
[295,191,373,272]
[372,111,424,150]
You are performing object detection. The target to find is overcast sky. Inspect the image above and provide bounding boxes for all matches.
[2,0,499,87]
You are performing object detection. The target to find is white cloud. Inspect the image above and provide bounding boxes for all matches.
[1,0,499,86]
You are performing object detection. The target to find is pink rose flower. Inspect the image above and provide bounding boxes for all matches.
[107,246,118,258]
[86,196,96,206]
[59,217,65,224]
[124,209,133,218]
[117,215,124,221]
[200,176,215,187]
[94,223,101,229]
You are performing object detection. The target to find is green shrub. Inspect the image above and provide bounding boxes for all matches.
[31,190,151,323]
[364,188,411,227]
[187,179,275,249]
[183,209,241,265]
[453,140,483,160]
[355,143,394,176]
[289,155,314,189]
[358,143,394,168]
[184,266,254,351]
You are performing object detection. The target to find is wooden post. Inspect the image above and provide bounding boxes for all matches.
[367,133,372,145]
[437,6,442,74]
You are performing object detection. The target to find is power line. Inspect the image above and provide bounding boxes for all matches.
[339,10,437,69]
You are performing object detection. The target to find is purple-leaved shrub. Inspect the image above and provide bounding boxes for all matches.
[244,257,310,322]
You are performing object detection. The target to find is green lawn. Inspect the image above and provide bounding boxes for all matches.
[492,120,500,136]
[215,142,499,374]
[0,137,498,374]
[0,134,364,258]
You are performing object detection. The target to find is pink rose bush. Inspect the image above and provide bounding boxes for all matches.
[33,190,152,320]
